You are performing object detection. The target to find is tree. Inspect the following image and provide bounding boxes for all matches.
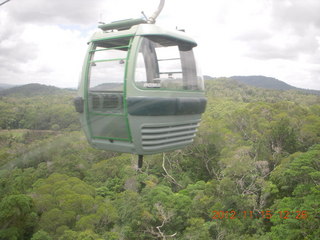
[270,118,298,155]
[0,194,37,240]
[31,230,52,240]
[181,218,211,240]
[268,145,320,239]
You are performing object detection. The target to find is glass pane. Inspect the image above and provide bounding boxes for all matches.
[88,92,123,113]
[135,52,148,88]
[89,61,125,91]
[86,39,131,141]
[134,37,204,91]
[93,47,127,61]
[89,115,129,139]
[156,45,179,59]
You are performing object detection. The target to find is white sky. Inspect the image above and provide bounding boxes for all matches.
[0,0,320,90]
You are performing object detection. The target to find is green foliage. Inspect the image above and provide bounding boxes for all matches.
[0,91,79,131]
[0,194,37,240]
[270,118,299,154]
[31,230,52,240]
[181,218,211,239]
[267,145,320,239]
[0,79,319,239]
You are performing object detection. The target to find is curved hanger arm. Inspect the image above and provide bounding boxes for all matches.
[148,0,165,24]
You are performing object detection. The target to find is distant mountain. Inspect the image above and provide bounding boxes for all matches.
[0,83,16,90]
[230,76,295,90]
[0,83,67,97]
[204,75,320,95]
[91,83,123,91]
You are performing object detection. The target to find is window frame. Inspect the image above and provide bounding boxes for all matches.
[83,36,134,142]
[133,36,204,92]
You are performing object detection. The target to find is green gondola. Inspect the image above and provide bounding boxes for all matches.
[74,1,206,162]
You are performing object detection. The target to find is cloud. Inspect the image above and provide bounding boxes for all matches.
[240,31,319,60]
[1,0,320,90]
[0,11,38,78]
[6,0,105,25]
[0,0,168,88]
[212,0,320,90]
[271,0,320,34]
[5,0,163,26]
[0,10,90,87]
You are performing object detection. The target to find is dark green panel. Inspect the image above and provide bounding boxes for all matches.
[127,97,207,116]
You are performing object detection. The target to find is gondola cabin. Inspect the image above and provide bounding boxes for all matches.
[75,18,206,155]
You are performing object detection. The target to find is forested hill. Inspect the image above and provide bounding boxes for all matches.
[0,83,69,97]
[0,79,319,239]
[230,76,295,90]
[0,83,15,90]
[205,75,320,95]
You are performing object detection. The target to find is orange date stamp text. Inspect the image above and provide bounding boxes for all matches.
[211,210,309,220]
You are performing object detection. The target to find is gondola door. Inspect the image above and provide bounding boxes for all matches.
[85,37,132,142]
